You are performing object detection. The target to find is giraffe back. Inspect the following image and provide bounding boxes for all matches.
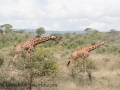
[14,38,34,53]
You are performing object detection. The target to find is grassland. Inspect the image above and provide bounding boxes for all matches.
[0,30,120,90]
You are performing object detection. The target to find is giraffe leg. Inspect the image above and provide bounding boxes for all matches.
[8,54,18,72]
[8,54,18,66]
[83,59,87,73]
[84,59,86,73]
[82,59,85,86]
[31,46,35,52]
[83,59,85,75]
[13,54,19,61]
[28,46,34,53]
[13,54,20,70]
[71,59,76,67]
[27,47,31,53]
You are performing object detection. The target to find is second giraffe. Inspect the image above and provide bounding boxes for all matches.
[67,41,108,72]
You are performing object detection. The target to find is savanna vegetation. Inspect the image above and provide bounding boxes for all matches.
[0,24,120,90]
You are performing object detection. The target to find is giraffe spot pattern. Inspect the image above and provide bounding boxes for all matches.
[69,42,107,66]
[14,36,54,53]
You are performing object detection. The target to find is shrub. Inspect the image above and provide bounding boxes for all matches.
[41,61,60,76]
[17,48,60,77]
[76,58,97,71]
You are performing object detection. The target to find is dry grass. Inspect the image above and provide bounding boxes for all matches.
[0,49,120,90]
[52,51,120,90]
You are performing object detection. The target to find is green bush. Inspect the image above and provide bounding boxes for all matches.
[41,61,60,76]
[16,48,60,77]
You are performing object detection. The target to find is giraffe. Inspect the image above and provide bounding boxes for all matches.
[13,34,59,61]
[67,41,108,73]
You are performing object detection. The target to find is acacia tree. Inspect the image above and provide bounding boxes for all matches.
[109,29,120,35]
[1,24,12,33]
[36,27,45,37]
[84,28,93,33]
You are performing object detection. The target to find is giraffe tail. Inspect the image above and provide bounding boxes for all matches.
[67,61,71,66]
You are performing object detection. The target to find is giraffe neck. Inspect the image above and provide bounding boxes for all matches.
[33,36,51,46]
[88,42,103,52]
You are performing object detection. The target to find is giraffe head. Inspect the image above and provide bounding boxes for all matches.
[50,34,59,43]
[101,42,108,47]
